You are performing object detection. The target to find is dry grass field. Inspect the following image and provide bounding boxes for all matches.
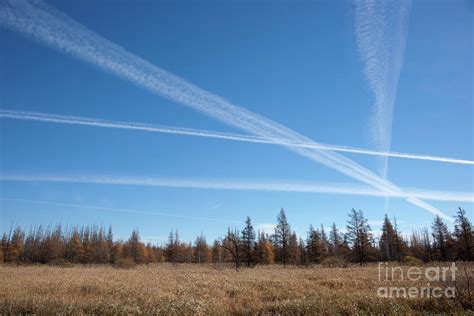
[0,263,472,315]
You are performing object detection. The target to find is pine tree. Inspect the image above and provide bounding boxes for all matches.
[392,217,404,261]
[409,230,424,261]
[94,226,109,264]
[194,232,210,263]
[346,209,372,265]
[288,232,300,264]
[306,225,324,263]
[421,227,433,262]
[431,215,452,261]
[320,224,330,258]
[111,242,123,264]
[105,225,114,264]
[329,223,342,256]
[380,214,396,261]
[81,227,94,264]
[241,216,256,267]
[256,232,274,264]
[9,227,25,263]
[166,230,183,264]
[211,240,223,264]
[453,207,473,261]
[126,229,146,264]
[23,226,41,263]
[274,208,291,266]
[70,229,84,263]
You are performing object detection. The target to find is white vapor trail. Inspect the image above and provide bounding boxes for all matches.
[0,0,452,220]
[0,197,242,223]
[354,0,412,210]
[2,109,473,165]
[1,174,472,205]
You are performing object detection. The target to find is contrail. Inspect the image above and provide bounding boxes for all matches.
[0,197,242,223]
[354,0,412,210]
[0,0,452,220]
[1,174,472,204]
[2,109,473,165]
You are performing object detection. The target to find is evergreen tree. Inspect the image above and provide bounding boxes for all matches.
[431,215,452,261]
[241,216,256,267]
[274,208,291,266]
[320,224,330,257]
[194,232,210,263]
[105,226,114,264]
[288,232,300,265]
[211,240,223,264]
[94,226,109,264]
[69,229,84,263]
[453,207,473,261]
[346,209,372,265]
[111,242,124,264]
[329,223,342,256]
[126,229,146,263]
[379,214,396,261]
[6,227,24,263]
[306,225,324,263]
[392,217,404,261]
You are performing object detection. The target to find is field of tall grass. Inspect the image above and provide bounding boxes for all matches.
[0,263,472,315]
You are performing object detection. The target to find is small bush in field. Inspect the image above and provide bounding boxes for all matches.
[321,256,349,268]
[403,256,423,266]
[49,259,74,268]
[113,258,136,269]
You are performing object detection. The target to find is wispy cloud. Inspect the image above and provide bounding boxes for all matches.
[208,202,223,210]
[1,174,472,207]
[2,109,472,166]
[355,0,412,173]
[354,0,412,212]
[0,0,450,220]
[0,197,242,223]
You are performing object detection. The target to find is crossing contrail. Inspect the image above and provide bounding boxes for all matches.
[354,0,412,211]
[1,109,473,165]
[0,197,242,223]
[0,0,453,220]
[1,174,472,204]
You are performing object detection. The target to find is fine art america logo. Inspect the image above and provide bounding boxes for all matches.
[377,262,457,299]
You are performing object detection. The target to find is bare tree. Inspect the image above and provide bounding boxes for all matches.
[221,228,242,270]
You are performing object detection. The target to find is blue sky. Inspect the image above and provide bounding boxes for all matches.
[0,0,472,244]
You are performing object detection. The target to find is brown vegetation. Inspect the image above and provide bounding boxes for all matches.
[0,263,472,315]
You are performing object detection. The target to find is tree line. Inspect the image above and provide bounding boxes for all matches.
[1,207,472,267]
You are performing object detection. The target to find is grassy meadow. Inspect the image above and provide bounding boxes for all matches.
[0,263,472,315]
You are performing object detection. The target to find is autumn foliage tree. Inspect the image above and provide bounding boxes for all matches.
[273,208,291,266]
[1,206,472,266]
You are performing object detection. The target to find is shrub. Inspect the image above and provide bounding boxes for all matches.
[321,256,349,268]
[403,256,423,266]
[48,259,74,268]
[113,258,136,269]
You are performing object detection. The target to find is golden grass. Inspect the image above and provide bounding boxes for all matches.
[0,263,471,315]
